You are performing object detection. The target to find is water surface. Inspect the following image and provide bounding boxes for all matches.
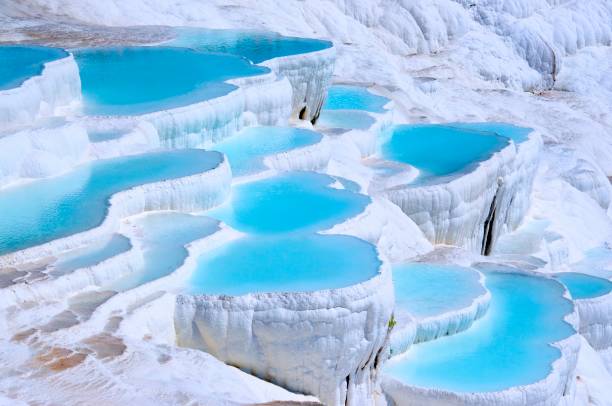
[555,272,612,300]
[0,45,68,90]
[323,85,389,113]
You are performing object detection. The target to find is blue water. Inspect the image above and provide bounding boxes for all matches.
[212,126,322,176]
[208,171,369,234]
[88,130,126,142]
[316,110,376,130]
[0,150,223,256]
[385,272,575,392]
[393,263,485,318]
[0,45,68,90]
[74,46,268,116]
[188,233,380,295]
[50,234,131,276]
[111,213,220,291]
[448,122,532,143]
[555,272,612,300]
[323,85,389,113]
[168,27,332,64]
[379,125,509,182]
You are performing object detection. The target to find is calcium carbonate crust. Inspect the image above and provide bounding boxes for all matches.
[0,154,231,268]
[382,268,581,406]
[573,289,612,355]
[0,54,81,130]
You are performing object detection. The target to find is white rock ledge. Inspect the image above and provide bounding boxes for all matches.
[377,131,542,254]
[263,134,332,172]
[573,290,612,356]
[174,249,394,406]
[0,54,81,131]
[0,154,232,268]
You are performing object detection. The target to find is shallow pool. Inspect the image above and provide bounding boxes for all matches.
[0,45,68,91]
[50,234,131,276]
[167,27,332,64]
[316,110,376,130]
[75,46,268,116]
[111,212,220,291]
[322,85,389,113]
[188,233,380,295]
[212,126,322,176]
[555,272,612,300]
[384,271,575,392]
[447,122,532,143]
[379,124,509,182]
[0,149,223,256]
[208,171,369,234]
[393,263,485,319]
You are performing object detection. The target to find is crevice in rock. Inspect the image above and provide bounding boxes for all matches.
[298,106,308,120]
[344,375,350,406]
[482,190,499,256]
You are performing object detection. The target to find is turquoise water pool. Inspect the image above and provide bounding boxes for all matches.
[393,263,485,318]
[212,126,322,176]
[208,171,369,234]
[111,212,220,291]
[385,271,575,392]
[0,150,223,256]
[168,27,332,64]
[0,45,68,91]
[50,234,131,276]
[379,125,509,182]
[316,110,375,130]
[75,47,268,116]
[323,85,389,113]
[555,272,612,300]
[188,233,380,295]
[448,122,532,143]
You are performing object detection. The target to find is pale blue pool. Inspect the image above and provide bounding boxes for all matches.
[50,234,131,276]
[379,125,509,183]
[212,126,322,176]
[323,85,389,113]
[167,27,332,64]
[0,150,223,256]
[111,213,220,291]
[317,110,375,130]
[188,233,380,295]
[393,263,485,318]
[0,45,68,91]
[75,47,268,116]
[555,272,612,300]
[447,122,532,143]
[385,271,575,392]
[208,171,369,234]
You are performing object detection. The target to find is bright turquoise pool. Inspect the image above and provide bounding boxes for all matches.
[50,234,131,276]
[323,85,389,113]
[555,272,612,300]
[447,122,532,143]
[384,271,575,392]
[167,27,332,64]
[393,263,485,318]
[111,212,220,291]
[208,171,369,234]
[0,45,68,91]
[379,125,509,182]
[188,233,380,295]
[75,47,268,116]
[212,126,322,176]
[0,150,223,256]
[316,110,375,130]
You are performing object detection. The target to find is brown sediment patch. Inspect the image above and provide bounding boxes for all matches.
[39,310,79,333]
[11,328,37,342]
[37,347,88,371]
[82,333,126,359]
[104,316,123,333]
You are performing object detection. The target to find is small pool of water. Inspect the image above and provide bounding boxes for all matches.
[212,126,322,176]
[0,149,223,256]
[0,45,68,91]
[316,110,375,130]
[447,122,532,143]
[323,85,389,113]
[393,263,485,319]
[384,271,575,392]
[188,233,380,295]
[75,46,268,116]
[111,212,220,291]
[379,124,509,183]
[49,234,131,276]
[167,27,332,64]
[554,272,612,300]
[208,171,369,234]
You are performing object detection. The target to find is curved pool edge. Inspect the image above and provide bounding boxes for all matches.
[572,287,612,353]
